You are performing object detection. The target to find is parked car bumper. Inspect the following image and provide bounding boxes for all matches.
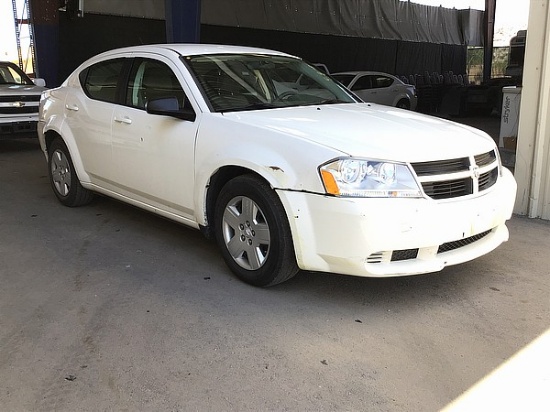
[0,112,39,137]
[278,167,516,277]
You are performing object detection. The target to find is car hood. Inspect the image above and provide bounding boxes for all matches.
[0,84,46,96]
[222,103,496,162]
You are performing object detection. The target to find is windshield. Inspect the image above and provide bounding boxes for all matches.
[0,63,34,86]
[185,54,356,112]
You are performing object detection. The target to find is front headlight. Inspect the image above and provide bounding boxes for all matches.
[319,158,423,198]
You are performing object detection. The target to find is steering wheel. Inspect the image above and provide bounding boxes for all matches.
[274,91,297,102]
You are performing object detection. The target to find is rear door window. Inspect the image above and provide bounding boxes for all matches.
[80,59,125,103]
[350,75,373,91]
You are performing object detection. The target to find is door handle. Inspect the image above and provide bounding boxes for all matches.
[114,116,132,125]
[65,104,79,111]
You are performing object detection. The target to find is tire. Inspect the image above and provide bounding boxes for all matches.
[214,175,299,287]
[396,99,410,110]
[48,137,94,207]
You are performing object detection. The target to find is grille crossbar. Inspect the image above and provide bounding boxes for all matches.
[412,150,498,200]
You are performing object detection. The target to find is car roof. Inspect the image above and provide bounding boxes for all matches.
[333,71,396,77]
[93,44,296,59]
[0,61,20,68]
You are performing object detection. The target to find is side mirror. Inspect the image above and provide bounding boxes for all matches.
[33,78,46,87]
[146,97,196,122]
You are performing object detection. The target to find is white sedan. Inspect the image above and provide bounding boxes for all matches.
[38,44,516,286]
[332,71,418,110]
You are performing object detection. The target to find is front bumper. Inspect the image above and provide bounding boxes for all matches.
[0,120,37,137]
[278,168,517,277]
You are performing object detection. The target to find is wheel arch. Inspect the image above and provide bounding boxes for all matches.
[43,129,91,185]
[201,166,273,240]
[395,96,411,109]
[43,129,61,152]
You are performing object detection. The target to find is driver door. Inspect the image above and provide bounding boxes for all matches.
[110,57,199,220]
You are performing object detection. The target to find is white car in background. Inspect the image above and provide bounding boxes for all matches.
[0,61,47,137]
[38,44,516,287]
[332,71,418,110]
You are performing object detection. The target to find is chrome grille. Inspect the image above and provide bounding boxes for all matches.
[412,150,498,200]
[0,95,40,103]
[0,95,40,115]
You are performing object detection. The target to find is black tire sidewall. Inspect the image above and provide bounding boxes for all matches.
[397,99,410,110]
[214,175,296,286]
[48,138,80,206]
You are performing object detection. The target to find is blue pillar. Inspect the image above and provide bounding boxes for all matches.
[165,0,201,43]
[30,0,60,87]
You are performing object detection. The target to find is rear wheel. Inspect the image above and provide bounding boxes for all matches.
[396,98,410,110]
[214,175,298,286]
[48,138,94,207]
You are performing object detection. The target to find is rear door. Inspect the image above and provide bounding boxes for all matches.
[64,58,126,184]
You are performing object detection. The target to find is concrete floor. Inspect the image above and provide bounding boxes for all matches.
[1,137,548,411]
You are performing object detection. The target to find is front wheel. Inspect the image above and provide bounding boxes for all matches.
[214,175,298,287]
[48,137,94,207]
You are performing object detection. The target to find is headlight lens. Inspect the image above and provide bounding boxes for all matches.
[320,158,422,198]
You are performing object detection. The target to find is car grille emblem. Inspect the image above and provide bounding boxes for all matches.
[471,165,480,179]
[14,101,26,108]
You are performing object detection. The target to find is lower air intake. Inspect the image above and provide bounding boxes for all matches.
[437,229,492,254]
[391,249,419,262]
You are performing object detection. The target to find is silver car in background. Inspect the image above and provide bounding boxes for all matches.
[332,71,417,110]
[0,61,47,137]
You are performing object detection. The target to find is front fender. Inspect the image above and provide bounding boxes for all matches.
[193,114,342,226]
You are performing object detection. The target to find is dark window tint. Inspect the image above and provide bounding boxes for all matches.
[350,75,372,91]
[331,74,356,87]
[126,59,187,110]
[82,59,125,103]
[0,63,33,85]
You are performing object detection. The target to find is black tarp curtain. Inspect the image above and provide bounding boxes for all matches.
[201,25,467,77]
[57,0,476,81]
[82,0,484,47]
[201,0,484,46]
[200,0,478,77]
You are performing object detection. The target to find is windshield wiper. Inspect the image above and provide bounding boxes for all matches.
[222,102,278,113]
[316,98,348,105]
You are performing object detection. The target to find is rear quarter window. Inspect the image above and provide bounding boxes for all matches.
[79,59,125,103]
[373,76,394,88]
